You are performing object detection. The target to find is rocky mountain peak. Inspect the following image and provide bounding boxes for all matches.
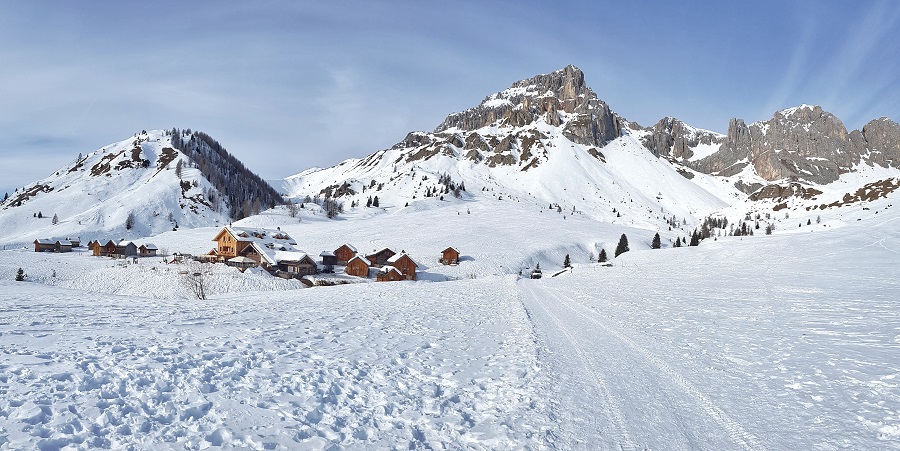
[689,104,900,185]
[434,65,622,147]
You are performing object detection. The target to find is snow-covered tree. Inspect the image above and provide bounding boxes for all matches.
[563,254,571,268]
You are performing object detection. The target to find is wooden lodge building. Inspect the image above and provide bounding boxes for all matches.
[209,226,317,277]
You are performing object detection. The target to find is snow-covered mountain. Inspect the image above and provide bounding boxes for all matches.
[281,66,731,233]
[0,129,280,248]
[280,66,900,234]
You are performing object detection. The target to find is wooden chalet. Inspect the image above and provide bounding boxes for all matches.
[116,240,138,257]
[334,244,358,265]
[365,248,396,267]
[139,243,158,257]
[386,253,418,280]
[345,255,370,278]
[67,238,80,248]
[211,226,296,261]
[376,266,404,282]
[54,240,73,253]
[320,251,337,273]
[34,239,55,252]
[92,240,118,257]
[274,251,318,277]
[439,247,460,265]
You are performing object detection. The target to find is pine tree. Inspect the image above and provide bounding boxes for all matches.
[125,212,135,230]
[15,268,25,281]
[598,249,607,263]
[651,233,661,249]
[37,211,42,219]
[689,230,700,246]
[373,196,379,207]
[563,254,571,268]
[614,234,629,257]
[52,213,58,225]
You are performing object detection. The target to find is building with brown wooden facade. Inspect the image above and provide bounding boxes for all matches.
[345,256,370,277]
[376,266,404,282]
[334,244,358,265]
[439,247,460,265]
[386,253,418,280]
[365,248,396,267]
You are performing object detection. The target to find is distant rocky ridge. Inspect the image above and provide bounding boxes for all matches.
[650,105,900,186]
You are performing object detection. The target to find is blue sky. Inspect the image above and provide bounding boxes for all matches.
[2,1,899,196]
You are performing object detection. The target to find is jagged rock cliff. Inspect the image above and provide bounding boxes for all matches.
[689,105,900,184]
[436,65,624,148]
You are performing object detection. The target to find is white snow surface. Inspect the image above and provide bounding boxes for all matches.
[2,183,900,449]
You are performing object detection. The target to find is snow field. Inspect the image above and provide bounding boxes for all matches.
[0,276,551,449]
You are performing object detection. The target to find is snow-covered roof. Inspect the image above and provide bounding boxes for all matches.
[228,256,256,264]
[320,251,336,257]
[118,240,135,247]
[140,243,158,250]
[347,255,368,265]
[56,240,73,246]
[387,252,418,267]
[34,239,54,245]
[273,250,313,264]
[442,247,460,254]
[366,247,395,257]
[379,265,401,274]
[337,243,358,253]
[222,226,296,246]
[244,241,304,266]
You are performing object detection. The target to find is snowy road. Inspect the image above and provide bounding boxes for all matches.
[521,281,764,450]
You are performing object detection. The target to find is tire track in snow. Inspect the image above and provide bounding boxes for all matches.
[552,287,767,451]
[520,282,639,451]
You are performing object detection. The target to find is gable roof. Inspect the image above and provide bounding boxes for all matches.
[347,255,369,266]
[366,247,395,258]
[387,252,419,267]
[55,240,73,246]
[442,246,460,254]
[34,239,54,245]
[139,243,158,250]
[320,251,336,257]
[336,243,358,253]
[378,265,402,275]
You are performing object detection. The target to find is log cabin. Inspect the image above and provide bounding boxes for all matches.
[345,255,370,278]
[365,248,396,267]
[334,244,358,265]
[93,240,118,257]
[54,240,73,253]
[33,239,55,252]
[116,240,138,257]
[439,247,460,265]
[139,243,158,257]
[376,266,404,282]
[386,253,418,280]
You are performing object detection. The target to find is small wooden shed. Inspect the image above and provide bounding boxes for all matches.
[117,240,138,257]
[139,243,158,257]
[439,247,460,265]
[366,248,396,267]
[334,244,358,265]
[93,240,118,257]
[54,240,73,253]
[376,266,404,282]
[345,255,370,278]
[386,253,418,280]
[34,239,55,252]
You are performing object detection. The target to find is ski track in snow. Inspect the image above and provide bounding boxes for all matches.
[523,281,763,451]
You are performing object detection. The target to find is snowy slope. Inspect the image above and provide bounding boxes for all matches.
[2,188,899,449]
[0,130,231,248]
